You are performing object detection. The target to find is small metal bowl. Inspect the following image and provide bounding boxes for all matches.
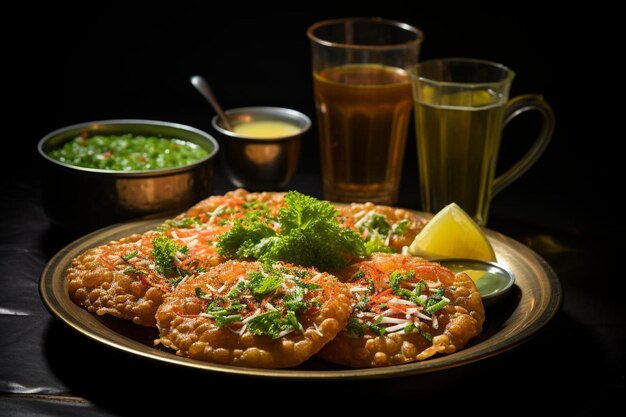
[211,107,311,190]
[38,119,219,231]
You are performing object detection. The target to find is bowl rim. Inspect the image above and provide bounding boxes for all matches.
[211,106,311,142]
[38,119,220,176]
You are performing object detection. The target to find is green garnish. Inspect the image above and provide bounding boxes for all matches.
[367,315,387,336]
[241,201,274,222]
[123,267,147,275]
[346,318,365,338]
[389,270,426,306]
[425,287,449,313]
[217,221,277,259]
[360,213,397,255]
[420,330,433,342]
[195,287,211,300]
[169,276,183,287]
[353,271,365,280]
[122,251,138,261]
[404,323,418,333]
[246,311,299,339]
[214,314,242,327]
[414,280,427,297]
[364,214,391,236]
[217,191,366,270]
[160,217,201,231]
[393,219,411,236]
[365,240,395,255]
[46,134,209,171]
[283,285,309,312]
[151,235,188,277]
[247,271,283,298]
[425,299,449,314]
[227,281,245,299]
[355,293,369,311]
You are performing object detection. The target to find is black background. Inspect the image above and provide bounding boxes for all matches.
[2,4,624,415]
[7,3,616,210]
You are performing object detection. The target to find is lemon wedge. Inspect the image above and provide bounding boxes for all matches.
[409,203,496,261]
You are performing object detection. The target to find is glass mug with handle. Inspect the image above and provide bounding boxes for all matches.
[307,18,424,204]
[411,58,555,225]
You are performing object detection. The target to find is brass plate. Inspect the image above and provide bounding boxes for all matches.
[39,213,561,379]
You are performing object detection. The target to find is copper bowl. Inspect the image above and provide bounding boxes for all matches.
[38,119,219,231]
[211,107,311,190]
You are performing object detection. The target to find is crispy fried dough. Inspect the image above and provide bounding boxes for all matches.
[66,233,164,326]
[66,190,287,326]
[156,261,353,368]
[318,253,484,367]
[180,189,286,219]
[337,203,426,252]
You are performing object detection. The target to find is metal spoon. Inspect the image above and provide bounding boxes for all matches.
[190,75,233,131]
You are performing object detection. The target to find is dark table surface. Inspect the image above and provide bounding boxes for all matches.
[2,6,624,416]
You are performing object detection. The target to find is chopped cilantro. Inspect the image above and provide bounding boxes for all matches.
[355,293,369,311]
[294,280,320,290]
[123,267,147,275]
[151,235,188,277]
[420,330,433,342]
[161,217,201,230]
[122,251,138,261]
[169,276,183,287]
[242,201,268,210]
[214,314,242,327]
[283,311,300,331]
[368,325,386,336]
[393,219,411,236]
[364,213,391,236]
[347,318,365,338]
[403,323,418,333]
[227,281,245,299]
[283,286,308,312]
[365,240,395,255]
[195,287,211,300]
[247,271,283,298]
[246,311,299,339]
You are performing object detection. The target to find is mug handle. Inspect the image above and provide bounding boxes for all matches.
[492,94,555,195]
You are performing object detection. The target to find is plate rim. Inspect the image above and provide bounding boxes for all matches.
[39,212,562,380]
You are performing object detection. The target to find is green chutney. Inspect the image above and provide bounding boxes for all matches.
[47,133,209,171]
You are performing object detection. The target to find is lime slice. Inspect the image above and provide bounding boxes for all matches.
[409,203,496,261]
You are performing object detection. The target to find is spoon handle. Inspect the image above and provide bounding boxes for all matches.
[190,75,233,131]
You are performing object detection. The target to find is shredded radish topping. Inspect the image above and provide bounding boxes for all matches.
[385,323,409,333]
[241,309,261,324]
[387,298,416,306]
[379,316,409,324]
[178,275,190,287]
[312,321,323,336]
[277,328,295,338]
[432,314,439,330]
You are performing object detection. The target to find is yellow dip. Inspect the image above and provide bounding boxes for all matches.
[233,121,300,139]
